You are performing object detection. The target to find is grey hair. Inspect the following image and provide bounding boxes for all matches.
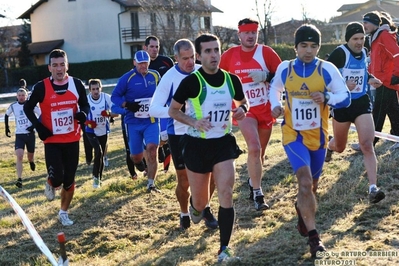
[173,39,195,56]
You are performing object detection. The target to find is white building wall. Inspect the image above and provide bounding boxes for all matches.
[30,0,122,63]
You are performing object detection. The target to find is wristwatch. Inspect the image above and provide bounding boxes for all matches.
[324,92,330,104]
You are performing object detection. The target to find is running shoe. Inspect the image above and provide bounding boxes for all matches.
[369,187,385,203]
[58,212,74,226]
[217,247,240,263]
[147,184,160,193]
[324,149,333,162]
[294,202,308,237]
[104,156,109,167]
[93,177,100,189]
[247,178,254,201]
[351,143,361,151]
[202,207,218,229]
[189,198,203,224]
[15,178,22,188]
[45,181,55,201]
[135,161,146,172]
[29,162,36,171]
[308,235,326,258]
[254,195,269,211]
[180,215,191,230]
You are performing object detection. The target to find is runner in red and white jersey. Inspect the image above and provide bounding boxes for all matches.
[220,18,282,211]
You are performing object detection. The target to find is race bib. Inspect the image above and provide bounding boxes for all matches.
[51,109,74,135]
[16,116,29,131]
[291,98,321,131]
[134,98,151,118]
[342,68,365,94]
[242,82,268,107]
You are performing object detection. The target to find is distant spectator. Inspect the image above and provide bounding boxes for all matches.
[19,79,27,89]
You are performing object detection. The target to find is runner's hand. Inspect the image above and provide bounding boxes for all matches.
[101,110,111,117]
[248,70,267,83]
[74,111,87,123]
[5,126,11,137]
[84,120,97,129]
[125,102,141,112]
[35,122,53,141]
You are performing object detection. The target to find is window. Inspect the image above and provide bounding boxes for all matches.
[131,12,140,38]
[200,16,210,30]
[167,13,175,29]
[150,13,157,32]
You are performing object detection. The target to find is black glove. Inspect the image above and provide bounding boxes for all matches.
[35,122,53,141]
[391,75,399,85]
[5,126,11,138]
[109,117,115,125]
[26,125,34,133]
[125,102,141,112]
[74,111,87,123]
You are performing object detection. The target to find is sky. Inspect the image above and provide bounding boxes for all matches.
[1,0,368,27]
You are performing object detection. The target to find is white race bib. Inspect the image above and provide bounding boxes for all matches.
[291,98,321,131]
[242,82,268,107]
[134,98,151,118]
[341,68,365,94]
[51,109,74,134]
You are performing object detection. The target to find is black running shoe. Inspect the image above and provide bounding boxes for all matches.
[29,162,36,171]
[369,187,385,203]
[202,207,218,229]
[247,179,254,201]
[15,178,22,188]
[254,195,269,211]
[135,161,146,172]
[308,234,326,258]
[180,216,191,230]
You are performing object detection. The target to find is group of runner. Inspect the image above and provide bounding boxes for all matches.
[5,11,396,262]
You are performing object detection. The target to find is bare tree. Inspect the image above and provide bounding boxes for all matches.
[253,0,273,45]
[213,26,238,52]
[301,4,310,24]
[137,0,213,53]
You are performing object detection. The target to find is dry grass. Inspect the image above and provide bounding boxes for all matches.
[1,103,399,265]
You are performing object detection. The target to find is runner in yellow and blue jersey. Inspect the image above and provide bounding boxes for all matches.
[269,24,351,258]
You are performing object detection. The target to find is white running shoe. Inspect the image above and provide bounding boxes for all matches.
[44,182,55,201]
[104,156,109,167]
[93,177,100,188]
[58,212,74,226]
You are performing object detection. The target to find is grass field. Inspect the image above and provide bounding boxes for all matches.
[1,96,399,265]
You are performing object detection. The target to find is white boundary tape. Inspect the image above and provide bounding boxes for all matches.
[0,185,58,266]
[349,125,399,143]
[275,118,399,143]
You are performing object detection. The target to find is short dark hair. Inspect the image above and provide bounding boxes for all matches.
[145,35,159,46]
[19,79,27,88]
[88,78,102,89]
[194,33,219,55]
[49,49,67,65]
[238,18,258,26]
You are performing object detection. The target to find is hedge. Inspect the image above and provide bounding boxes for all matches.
[0,43,342,92]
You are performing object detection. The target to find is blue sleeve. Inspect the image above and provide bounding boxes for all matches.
[111,104,126,115]
[322,63,351,109]
[111,75,127,107]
